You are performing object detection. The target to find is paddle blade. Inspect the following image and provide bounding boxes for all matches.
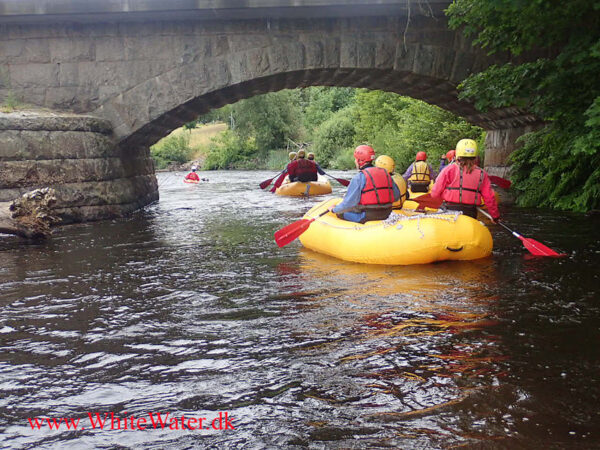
[519,237,566,257]
[336,178,350,187]
[413,194,443,209]
[489,175,512,189]
[259,178,274,189]
[274,218,315,247]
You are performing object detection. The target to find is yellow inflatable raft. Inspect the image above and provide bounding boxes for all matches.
[276,176,332,197]
[298,198,493,265]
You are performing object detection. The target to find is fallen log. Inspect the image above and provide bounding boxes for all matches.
[0,188,60,239]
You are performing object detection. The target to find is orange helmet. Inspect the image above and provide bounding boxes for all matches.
[354,145,376,166]
[446,150,455,161]
[416,151,427,161]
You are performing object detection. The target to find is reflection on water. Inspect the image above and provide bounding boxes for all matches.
[0,170,599,448]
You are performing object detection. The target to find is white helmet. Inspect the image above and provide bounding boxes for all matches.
[191,165,198,171]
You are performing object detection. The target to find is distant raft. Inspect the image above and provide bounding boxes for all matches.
[298,198,493,265]
[183,178,200,184]
[275,176,332,197]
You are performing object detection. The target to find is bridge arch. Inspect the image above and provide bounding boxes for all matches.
[0,1,538,221]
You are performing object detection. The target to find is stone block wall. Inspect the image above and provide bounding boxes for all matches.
[484,123,543,178]
[0,111,158,223]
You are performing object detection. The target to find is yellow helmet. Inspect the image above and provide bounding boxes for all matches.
[288,151,297,161]
[374,155,395,173]
[307,152,315,160]
[297,149,306,158]
[455,139,478,158]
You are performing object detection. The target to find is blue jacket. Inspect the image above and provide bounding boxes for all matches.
[333,167,400,223]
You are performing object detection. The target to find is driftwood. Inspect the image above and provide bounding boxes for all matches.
[0,188,60,239]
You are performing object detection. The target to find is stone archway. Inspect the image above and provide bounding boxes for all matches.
[0,2,537,222]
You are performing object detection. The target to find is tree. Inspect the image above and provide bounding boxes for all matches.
[353,90,482,172]
[311,106,357,166]
[446,0,600,211]
[230,90,303,151]
[302,87,356,134]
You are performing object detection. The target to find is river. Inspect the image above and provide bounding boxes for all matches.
[1,170,598,449]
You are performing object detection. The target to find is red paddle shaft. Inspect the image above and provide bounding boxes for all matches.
[259,168,286,189]
[477,208,565,257]
[274,209,330,248]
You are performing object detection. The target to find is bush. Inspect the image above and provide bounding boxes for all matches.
[312,106,357,167]
[265,150,290,170]
[328,148,356,170]
[202,130,259,170]
[150,134,193,169]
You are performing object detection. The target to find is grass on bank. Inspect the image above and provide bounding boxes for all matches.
[167,122,227,160]
[151,121,327,171]
[151,122,227,169]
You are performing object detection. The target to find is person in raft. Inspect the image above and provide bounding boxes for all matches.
[374,155,408,208]
[439,149,456,172]
[402,151,437,192]
[328,145,401,223]
[287,149,319,182]
[270,152,297,192]
[307,152,326,177]
[431,139,501,222]
[184,165,200,182]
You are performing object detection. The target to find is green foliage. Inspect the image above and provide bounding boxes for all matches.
[354,90,411,141]
[150,134,193,169]
[190,106,232,127]
[202,130,259,170]
[229,91,303,150]
[0,69,20,111]
[265,150,290,170]
[193,91,304,168]
[163,87,483,179]
[446,0,595,56]
[183,121,197,131]
[302,87,356,134]
[2,91,20,111]
[328,148,356,170]
[311,106,357,166]
[446,0,600,211]
[354,90,483,173]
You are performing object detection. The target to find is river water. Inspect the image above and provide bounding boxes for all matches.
[1,170,598,449]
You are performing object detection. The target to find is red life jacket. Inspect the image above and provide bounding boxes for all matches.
[445,165,485,205]
[296,159,317,177]
[185,172,200,181]
[359,166,394,206]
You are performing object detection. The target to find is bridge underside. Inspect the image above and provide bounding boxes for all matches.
[119,68,539,152]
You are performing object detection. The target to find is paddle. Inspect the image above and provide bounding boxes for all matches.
[259,169,286,189]
[274,210,329,248]
[323,172,350,187]
[477,207,565,257]
[489,175,511,189]
[412,194,443,209]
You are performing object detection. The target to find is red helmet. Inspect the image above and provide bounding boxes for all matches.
[416,151,427,161]
[446,150,456,161]
[354,145,375,166]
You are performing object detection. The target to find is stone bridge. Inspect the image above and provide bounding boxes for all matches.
[0,0,538,222]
